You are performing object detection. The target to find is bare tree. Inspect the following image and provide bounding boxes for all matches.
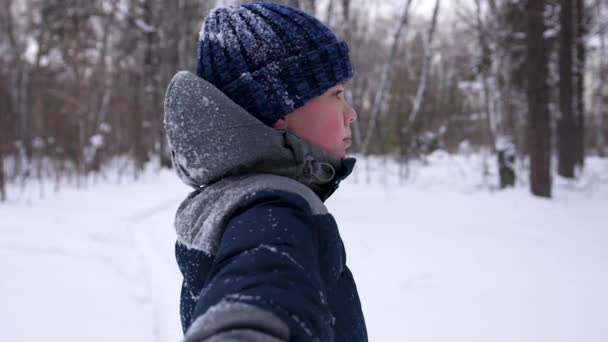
[0,76,9,201]
[558,0,577,178]
[473,0,497,149]
[526,0,552,197]
[400,0,441,140]
[574,0,587,167]
[593,0,607,156]
[360,0,414,154]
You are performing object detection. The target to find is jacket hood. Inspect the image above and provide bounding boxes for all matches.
[163,71,355,200]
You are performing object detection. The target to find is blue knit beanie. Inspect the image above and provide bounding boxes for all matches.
[196,2,354,126]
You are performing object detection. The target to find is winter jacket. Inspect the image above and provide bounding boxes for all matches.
[164,71,367,342]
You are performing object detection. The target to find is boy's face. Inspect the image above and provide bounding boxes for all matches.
[272,83,358,158]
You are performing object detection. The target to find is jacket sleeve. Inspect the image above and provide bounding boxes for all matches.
[182,192,334,342]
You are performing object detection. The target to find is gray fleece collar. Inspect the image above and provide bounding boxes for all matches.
[163,71,355,200]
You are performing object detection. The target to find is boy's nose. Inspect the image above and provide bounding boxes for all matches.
[344,103,357,124]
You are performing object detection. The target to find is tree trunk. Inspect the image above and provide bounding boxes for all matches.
[0,151,5,201]
[574,0,586,167]
[595,1,606,157]
[526,0,552,197]
[360,0,414,154]
[498,143,516,188]
[324,0,333,25]
[558,0,577,178]
[0,89,7,201]
[401,0,441,141]
[474,0,497,150]
[340,0,362,150]
[593,1,608,157]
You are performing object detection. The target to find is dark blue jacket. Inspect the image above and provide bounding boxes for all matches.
[164,71,367,341]
[176,188,367,341]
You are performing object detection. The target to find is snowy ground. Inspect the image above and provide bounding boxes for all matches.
[1,153,607,342]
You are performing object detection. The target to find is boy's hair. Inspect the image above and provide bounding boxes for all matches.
[196,2,353,126]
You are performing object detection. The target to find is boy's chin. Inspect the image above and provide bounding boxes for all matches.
[334,148,348,159]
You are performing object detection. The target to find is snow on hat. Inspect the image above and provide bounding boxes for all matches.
[196,2,354,126]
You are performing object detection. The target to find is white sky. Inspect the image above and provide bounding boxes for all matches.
[371,0,472,20]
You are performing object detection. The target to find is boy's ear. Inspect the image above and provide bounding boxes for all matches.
[271,116,288,129]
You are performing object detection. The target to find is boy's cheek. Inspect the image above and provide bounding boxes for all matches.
[323,121,346,149]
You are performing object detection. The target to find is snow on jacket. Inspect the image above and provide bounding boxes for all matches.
[164,71,367,342]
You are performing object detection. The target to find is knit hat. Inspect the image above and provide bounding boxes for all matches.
[196,2,354,126]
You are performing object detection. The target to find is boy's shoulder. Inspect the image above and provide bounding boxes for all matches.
[175,174,328,256]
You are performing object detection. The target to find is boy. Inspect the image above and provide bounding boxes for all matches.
[164,2,367,341]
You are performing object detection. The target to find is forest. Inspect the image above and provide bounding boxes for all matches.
[1,0,607,200]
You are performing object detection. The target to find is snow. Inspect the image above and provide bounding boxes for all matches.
[90,134,104,148]
[99,122,112,133]
[1,154,607,342]
[543,27,559,39]
[134,18,155,33]
[339,155,608,342]
[495,135,515,152]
